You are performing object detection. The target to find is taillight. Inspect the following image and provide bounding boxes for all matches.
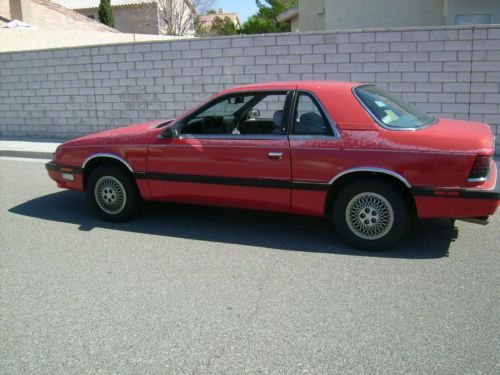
[468,155,492,182]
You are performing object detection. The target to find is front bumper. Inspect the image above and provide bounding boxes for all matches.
[46,161,84,191]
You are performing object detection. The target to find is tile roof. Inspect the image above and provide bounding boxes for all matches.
[51,0,157,10]
[36,0,118,31]
[0,0,118,32]
[199,12,240,28]
[277,8,298,23]
[0,14,10,24]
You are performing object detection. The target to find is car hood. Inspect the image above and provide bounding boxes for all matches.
[62,120,170,147]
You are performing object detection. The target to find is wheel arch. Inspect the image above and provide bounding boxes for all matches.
[324,168,416,217]
[82,153,135,191]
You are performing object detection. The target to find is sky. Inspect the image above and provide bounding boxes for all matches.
[212,0,259,22]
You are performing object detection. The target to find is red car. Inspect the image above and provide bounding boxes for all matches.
[46,81,499,250]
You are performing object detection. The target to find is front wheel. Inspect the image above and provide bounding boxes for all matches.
[87,165,141,222]
[333,179,412,251]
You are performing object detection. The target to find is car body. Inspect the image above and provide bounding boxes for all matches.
[46,81,500,250]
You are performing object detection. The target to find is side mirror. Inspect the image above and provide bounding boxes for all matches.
[161,125,177,139]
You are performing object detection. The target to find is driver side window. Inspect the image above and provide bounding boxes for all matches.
[180,92,289,137]
[181,94,254,135]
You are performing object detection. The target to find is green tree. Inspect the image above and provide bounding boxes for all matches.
[210,16,239,36]
[194,15,209,37]
[242,0,297,34]
[98,0,114,28]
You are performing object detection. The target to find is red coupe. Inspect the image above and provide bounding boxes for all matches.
[46,81,499,250]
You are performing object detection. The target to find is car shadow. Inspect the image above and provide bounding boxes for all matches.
[9,191,456,259]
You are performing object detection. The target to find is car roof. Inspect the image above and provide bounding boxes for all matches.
[219,81,362,95]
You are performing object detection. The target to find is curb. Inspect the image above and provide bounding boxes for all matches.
[0,150,53,159]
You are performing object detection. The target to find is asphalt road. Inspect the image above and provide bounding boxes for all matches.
[1,157,499,374]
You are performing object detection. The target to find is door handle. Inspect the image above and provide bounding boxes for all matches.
[268,152,283,160]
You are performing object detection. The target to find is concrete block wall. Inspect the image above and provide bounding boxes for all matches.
[0,24,499,152]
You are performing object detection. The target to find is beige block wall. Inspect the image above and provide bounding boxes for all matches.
[0,25,499,154]
[324,0,445,30]
[78,4,159,35]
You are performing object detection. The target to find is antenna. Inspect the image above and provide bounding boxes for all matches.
[214,49,226,95]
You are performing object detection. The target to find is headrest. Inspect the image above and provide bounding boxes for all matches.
[295,112,324,134]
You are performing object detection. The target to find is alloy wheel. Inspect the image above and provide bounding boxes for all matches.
[345,192,394,240]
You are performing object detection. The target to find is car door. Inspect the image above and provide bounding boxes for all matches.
[289,91,342,216]
[147,90,294,212]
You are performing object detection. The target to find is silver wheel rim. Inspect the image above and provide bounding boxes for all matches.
[345,192,394,240]
[94,176,127,215]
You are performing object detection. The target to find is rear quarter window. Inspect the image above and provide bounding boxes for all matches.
[354,85,435,129]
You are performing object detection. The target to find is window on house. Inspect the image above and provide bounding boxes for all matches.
[455,14,491,25]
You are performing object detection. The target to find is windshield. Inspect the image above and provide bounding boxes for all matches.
[354,85,435,129]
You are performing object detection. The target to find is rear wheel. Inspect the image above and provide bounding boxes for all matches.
[333,179,411,251]
[87,165,141,222]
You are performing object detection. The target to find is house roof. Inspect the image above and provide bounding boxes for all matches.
[0,0,118,32]
[33,0,118,31]
[199,11,240,28]
[51,0,157,10]
[277,7,298,23]
[199,12,239,23]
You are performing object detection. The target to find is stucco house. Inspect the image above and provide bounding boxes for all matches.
[51,0,195,35]
[278,0,500,32]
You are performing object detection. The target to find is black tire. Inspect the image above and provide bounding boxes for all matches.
[333,179,412,251]
[86,165,141,222]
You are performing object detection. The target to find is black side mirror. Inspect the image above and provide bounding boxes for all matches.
[161,125,177,139]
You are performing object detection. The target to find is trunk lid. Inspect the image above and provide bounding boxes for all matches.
[384,117,495,154]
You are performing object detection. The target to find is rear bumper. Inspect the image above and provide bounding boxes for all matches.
[412,162,499,219]
[46,161,84,191]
